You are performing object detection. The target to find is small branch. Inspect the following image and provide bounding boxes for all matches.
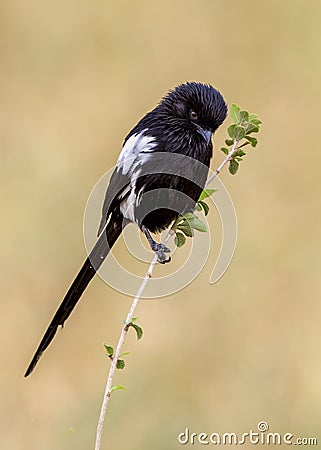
[95,249,160,449]
[95,142,239,448]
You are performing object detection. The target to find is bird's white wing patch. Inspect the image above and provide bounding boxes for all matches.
[117,130,156,175]
[117,130,156,223]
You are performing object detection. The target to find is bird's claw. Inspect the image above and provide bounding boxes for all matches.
[152,243,171,264]
[157,252,171,264]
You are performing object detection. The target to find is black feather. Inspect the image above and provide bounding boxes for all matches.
[24,210,124,377]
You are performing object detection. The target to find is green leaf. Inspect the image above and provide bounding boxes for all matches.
[245,123,259,134]
[186,215,207,232]
[104,344,114,357]
[234,126,246,140]
[251,118,262,126]
[228,124,237,138]
[198,200,209,216]
[177,223,194,237]
[175,216,185,227]
[131,317,138,323]
[174,231,186,248]
[198,189,216,201]
[249,114,262,125]
[229,159,239,175]
[128,322,143,340]
[225,139,234,146]
[116,359,125,369]
[238,110,249,125]
[183,212,196,220]
[221,147,229,155]
[192,219,207,232]
[230,104,240,123]
[234,149,246,157]
[195,203,202,211]
[244,136,258,147]
[119,351,130,357]
[110,385,126,393]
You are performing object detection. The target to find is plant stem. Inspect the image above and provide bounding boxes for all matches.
[94,233,174,449]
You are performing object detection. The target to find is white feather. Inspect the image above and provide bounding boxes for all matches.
[120,189,137,223]
[117,130,156,175]
[117,130,156,223]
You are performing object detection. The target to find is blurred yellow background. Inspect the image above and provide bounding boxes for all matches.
[1,0,320,449]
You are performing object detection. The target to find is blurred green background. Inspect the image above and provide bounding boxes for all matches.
[1,0,321,449]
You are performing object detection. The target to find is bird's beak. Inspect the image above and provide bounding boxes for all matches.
[196,126,212,144]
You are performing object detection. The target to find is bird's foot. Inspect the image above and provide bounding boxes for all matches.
[150,242,171,264]
[141,225,171,264]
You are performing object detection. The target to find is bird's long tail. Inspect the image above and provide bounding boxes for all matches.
[24,213,123,377]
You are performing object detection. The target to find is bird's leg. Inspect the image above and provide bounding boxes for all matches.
[141,225,171,264]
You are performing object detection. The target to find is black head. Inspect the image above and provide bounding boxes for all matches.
[159,82,227,143]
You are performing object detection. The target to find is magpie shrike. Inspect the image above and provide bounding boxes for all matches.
[25,82,227,376]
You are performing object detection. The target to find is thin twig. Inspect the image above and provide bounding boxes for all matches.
[95,234,174,449]
[94,141,239,448]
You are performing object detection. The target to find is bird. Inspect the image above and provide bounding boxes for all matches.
[24,82,227,377]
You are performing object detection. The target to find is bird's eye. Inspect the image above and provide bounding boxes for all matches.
[189,110,198,121]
